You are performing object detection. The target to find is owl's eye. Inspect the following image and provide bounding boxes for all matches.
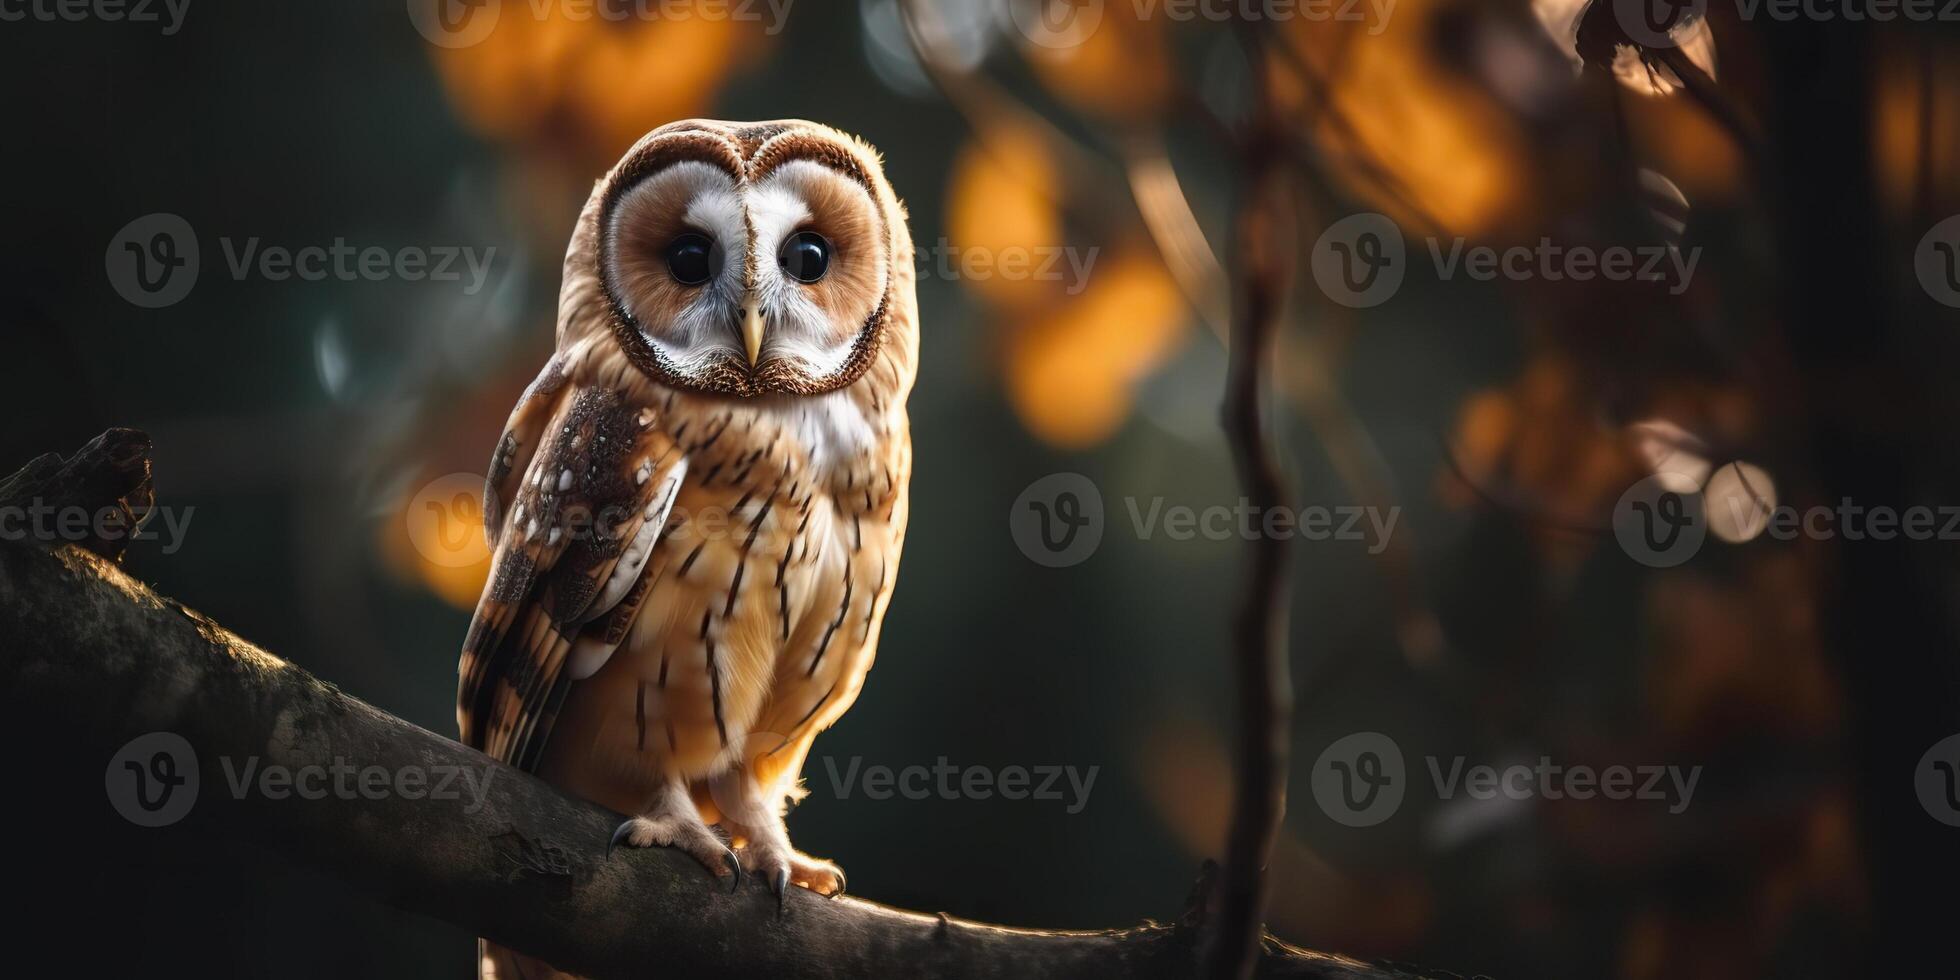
[666,233,717,286]
[778,231,830,284]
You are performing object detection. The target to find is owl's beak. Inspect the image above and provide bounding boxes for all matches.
[739,293,765,367]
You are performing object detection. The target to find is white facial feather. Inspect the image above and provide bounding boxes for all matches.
[747,161,886,378]
[606,161,744,374]
[606,157,887,388]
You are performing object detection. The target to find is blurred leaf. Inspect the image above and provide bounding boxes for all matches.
[1875,41,1960,217]
[1004,246,1189,448]
[428,3,770,161]
[946,128,1066,312]
[1017,0,1172,119]
[378,473,491,612]
[1279,0,1533,235]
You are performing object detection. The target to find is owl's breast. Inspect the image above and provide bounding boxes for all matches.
[542,385,909,795]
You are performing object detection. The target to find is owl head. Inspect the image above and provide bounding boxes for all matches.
[574,119,912,399]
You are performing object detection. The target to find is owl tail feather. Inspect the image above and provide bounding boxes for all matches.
[479,939,587,980]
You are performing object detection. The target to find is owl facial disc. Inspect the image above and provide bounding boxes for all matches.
[597,123,895,398]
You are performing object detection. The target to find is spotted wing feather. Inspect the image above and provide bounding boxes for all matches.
[457,384,681,772]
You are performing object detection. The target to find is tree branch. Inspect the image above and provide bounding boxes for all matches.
[0,432,1404,980]
[1207,32,1298,980]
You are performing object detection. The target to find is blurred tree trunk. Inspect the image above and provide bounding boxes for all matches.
[1759,17,1960,976]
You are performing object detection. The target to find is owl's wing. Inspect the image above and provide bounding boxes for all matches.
[481,354,570,549]
[457,381,685,772]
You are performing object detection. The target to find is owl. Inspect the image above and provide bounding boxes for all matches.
[457,119,915,973]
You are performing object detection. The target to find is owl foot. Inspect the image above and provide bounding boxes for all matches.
[738,840,847,906]
[607,815,742,893]
[708,769,845,907]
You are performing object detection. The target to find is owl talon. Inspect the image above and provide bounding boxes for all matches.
[774,867,791,912]
[606,814,740,892]
[606,819,636,858]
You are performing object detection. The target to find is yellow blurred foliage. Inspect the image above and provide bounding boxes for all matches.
[1274,0,1529,235]
[1018,0,1172,119]
[945,128,1066,312]
[1874,45,1959,216]
[1441,356,1641,555]
[947,130,1191,448]
[379,471,492,611]
[1003,246,1189,448]
[428,3,768,160]
[1625,93,1743,202]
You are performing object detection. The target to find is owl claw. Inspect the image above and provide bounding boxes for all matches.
[606,814,742,892]
[774,867,791,913]
[606,819,636,858]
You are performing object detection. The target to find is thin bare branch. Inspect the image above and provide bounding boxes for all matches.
[1206,31,1297,980]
